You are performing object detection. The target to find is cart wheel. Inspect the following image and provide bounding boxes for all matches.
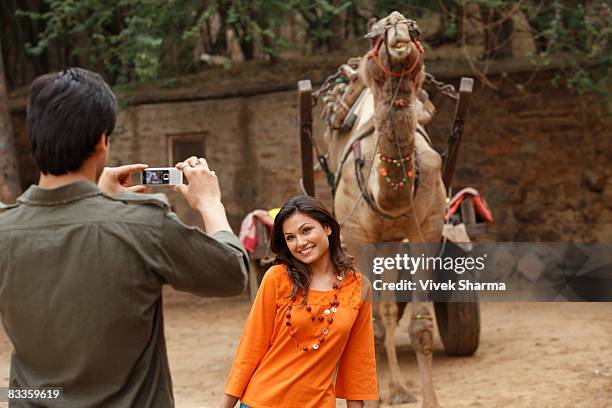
[434,299,480,355]
[433,239,481,355]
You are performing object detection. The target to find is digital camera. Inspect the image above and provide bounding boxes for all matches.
[140,168,183,186]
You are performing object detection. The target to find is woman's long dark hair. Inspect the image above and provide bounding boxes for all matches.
[269,195,355,300]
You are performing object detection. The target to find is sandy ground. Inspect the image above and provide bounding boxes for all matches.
[0,289,610,408]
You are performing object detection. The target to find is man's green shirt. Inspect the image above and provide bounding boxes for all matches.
[0,181,249,407]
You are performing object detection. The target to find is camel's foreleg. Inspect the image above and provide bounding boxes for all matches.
[407,202,445,408]
[409,301,440,408]
[379,301,418,405]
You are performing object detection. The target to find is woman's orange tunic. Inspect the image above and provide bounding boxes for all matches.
[224,264,378,407]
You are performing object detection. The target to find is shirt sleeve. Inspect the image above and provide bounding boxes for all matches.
[154,211,248,297]
[224,267,278,398]
[335,276,378,400]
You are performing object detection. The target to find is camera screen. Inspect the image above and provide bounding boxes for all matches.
[144,169,170,185]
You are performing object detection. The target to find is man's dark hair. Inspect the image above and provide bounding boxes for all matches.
[27,67,118,175]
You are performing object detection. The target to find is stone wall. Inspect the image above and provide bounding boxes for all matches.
[8,64,611,241]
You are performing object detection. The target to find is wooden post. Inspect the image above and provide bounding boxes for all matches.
[298,80,315,197]
[442,77,473,190]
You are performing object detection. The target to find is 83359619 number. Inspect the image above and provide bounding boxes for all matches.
[1,387,63,402]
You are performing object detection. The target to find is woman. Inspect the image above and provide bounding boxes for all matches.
[220,195,378,408]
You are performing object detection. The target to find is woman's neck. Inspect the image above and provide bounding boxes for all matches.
[309,254,334,278]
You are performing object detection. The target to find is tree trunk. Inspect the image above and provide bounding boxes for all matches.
[233,21,255,60]
[212,4,230,55]
[0,39,22,203]
[481,6,514,59]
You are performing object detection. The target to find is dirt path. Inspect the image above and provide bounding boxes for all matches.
[0,290,610,407]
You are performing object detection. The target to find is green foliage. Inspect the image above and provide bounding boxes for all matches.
[18,0,204,84]
[226,0,293,59]
[293,0,353,50]
[7,0,609,97]
[371,0,435,19]
[523,0,610,96]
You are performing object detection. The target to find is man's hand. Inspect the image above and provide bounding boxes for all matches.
[174,157,222,212]
[98,164,150,195]
[174,156,232,233]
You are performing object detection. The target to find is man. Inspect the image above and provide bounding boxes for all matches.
[0,68,248,407]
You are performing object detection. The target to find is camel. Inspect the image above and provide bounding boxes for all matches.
[322,12,446,408]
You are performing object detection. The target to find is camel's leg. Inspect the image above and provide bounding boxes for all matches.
[407,176,445,408]
[380,301,418,405]
[409,301,440,408]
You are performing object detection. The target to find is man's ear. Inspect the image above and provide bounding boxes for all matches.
[94,133,110,158]
[96,133,108,148]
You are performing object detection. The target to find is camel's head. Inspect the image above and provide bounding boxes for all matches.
[365,11,422,64]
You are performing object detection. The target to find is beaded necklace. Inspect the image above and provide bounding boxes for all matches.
[378,152,415,189]
[285,274,344,352]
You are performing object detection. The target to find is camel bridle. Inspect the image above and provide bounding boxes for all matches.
[366,18,425,84]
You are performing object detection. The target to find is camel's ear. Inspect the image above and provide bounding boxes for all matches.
[364,17,381,40]
[408,19,422,41]
[367,18,378,33]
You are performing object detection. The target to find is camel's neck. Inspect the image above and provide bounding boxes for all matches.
[372,77,418,211]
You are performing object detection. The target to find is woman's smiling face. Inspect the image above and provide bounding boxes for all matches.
[282,211,331,265]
